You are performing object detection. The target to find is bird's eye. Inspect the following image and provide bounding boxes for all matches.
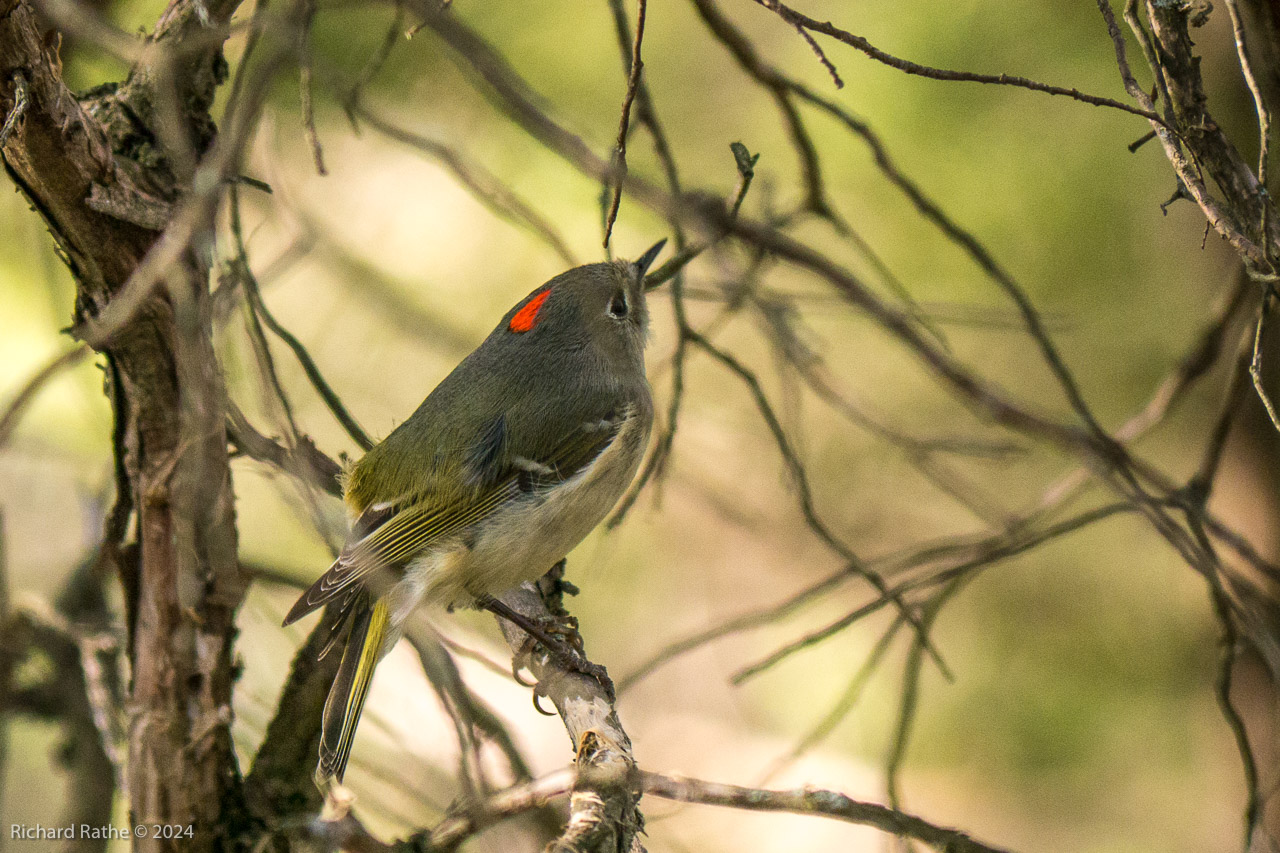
[607,291,628,319]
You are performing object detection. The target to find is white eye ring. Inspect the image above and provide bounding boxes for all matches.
[607,291,629,319]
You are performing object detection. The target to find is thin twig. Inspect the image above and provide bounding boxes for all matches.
[1118,0,1170,111]
[603,0,648,250]
[1099,1,1268,266]
[791,23,842,88]
[637,770,1013,853]
[623,265,1248,692]
[754,0,1162,123]
[686,0,945,344]
[439,634,521,683]
[731,504,1133,684]
[751,291,1014,523]
[1176,503,1264,853]
[298,0,328,175]
[885,577,964,809]
[246,267,374,450]
[221,17,374,452]
[611,141,757,525]
[0,344,91,447]
[403,624,488,801]
[226,400,344,497]
[235,244,303,444]
[308,768,575,852]
[689,329,950,676]
[348,103,577,264]
[1224,0,1273,278]
[758,613,905,784]
[687,0,836,222]
[1209,580,1264,852]
[1249,288,1280,432]
[1128,129,1157,152]
[1190,343,1251,499]
[344,2,405,105]
[694,0,1109,444]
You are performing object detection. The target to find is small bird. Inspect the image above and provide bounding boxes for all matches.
[283,241,666,787]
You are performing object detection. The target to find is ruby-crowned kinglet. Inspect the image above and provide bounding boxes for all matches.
[283,240,666,787]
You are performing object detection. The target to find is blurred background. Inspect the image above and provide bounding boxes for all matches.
[1,1,1273,850]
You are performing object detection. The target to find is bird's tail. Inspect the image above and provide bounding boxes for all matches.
[316,593,389,787]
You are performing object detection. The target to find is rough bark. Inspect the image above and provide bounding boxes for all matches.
[1,0,249,847]
[493,569,644,853]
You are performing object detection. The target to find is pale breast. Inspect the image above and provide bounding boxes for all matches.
[412,409,651,611]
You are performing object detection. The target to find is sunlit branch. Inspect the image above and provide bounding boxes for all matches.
[637,770,1013,853]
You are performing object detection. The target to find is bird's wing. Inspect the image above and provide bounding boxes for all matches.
[281,407,632,626]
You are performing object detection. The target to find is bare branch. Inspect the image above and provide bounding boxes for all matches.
[602,0,647,250]
[1225,0,1272,200]
[245,605,346,832]
[226,401,344,497]
[637,769,1013,853]
[610,141,757,526]
[1249,289,1280,431]
[298,0,327,175]
[1209,577,1264,850]
[348,104,578,265]
[687,0,837,221]
[759,614,905,784]
[1099,0,1277,267]
[753,0,1163,123]
[307,769,574,852]
[228,186,375,451]
[731,504,1134,684]
[491,566,643,853]
[688,328,951,676]
[790,22,843,88]
[403,625,490,802]
[0,344,91,447]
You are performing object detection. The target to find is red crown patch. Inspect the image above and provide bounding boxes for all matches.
[509,289,551,333]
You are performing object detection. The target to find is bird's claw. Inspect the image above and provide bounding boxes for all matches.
[531,681,556,716]
[513,631,615,702]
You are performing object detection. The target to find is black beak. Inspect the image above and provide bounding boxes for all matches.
[633,239,667,279]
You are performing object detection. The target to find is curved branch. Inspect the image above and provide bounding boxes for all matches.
[637,770,1013,853]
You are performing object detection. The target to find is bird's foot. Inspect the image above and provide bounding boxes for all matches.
[541,613,585,652]
[482,597,615,701]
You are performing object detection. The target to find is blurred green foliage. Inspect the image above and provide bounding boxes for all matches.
[0,1,1260,851]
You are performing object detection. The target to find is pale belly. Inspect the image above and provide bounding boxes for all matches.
[384,413,650,628]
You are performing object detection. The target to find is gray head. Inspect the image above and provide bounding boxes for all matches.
[494,241,666,373]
